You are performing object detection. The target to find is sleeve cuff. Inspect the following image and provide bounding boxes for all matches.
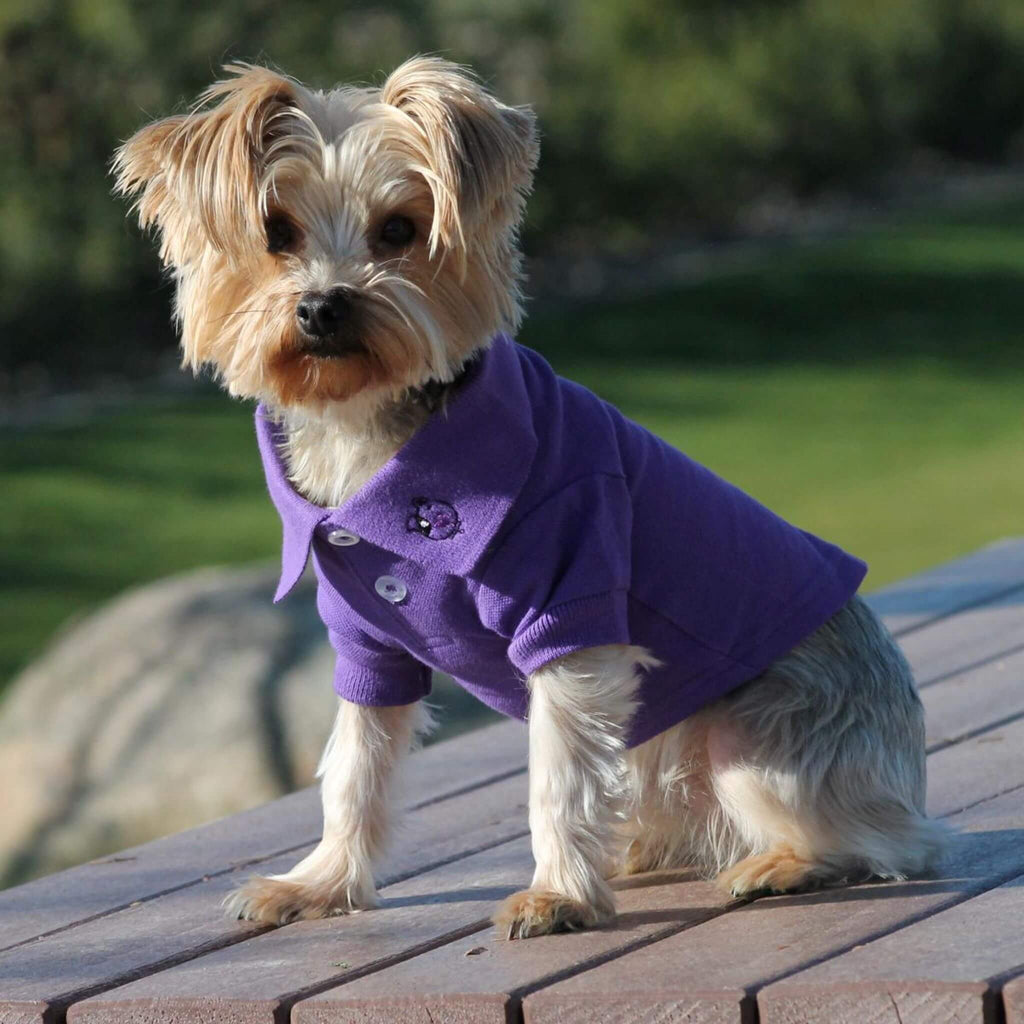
[332,656,432,706]
[508,590,631,677]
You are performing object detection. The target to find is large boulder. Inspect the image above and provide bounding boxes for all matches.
[0,564,495,887]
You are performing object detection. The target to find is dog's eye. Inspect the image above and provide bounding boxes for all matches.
[265,215,296,254]
[379,215,416,248]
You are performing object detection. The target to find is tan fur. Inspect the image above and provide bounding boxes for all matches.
[117,61,942,940]
[494,889,604,940]
[497,645,658,939]
[114,58,537,435]
[618,596,945,905]
[223,700,431,924]
[716,844,822,897]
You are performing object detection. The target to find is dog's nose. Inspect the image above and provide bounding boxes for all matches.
[296,288,351,338]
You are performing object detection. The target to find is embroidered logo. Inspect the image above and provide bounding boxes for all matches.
[407,497,461,540]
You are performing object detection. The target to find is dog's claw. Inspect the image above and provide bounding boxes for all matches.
[493,888,610,939]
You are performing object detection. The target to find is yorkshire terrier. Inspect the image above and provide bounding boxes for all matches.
[115,58,945,939]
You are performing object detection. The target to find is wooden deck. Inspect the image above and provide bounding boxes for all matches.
[3,539,1024,1023]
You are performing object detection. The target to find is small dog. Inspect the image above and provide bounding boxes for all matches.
[115,58,945,939]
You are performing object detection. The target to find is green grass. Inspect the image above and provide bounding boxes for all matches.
[0,398,282,691]
[3,198,1024,694]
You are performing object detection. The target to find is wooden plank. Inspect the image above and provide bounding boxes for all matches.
[0,719,526,953]
[864,537,1024,636]
[291,872,724,1024]
[65,835,536,1024]
[887,576,1024,750]
[1004,974,1024,1023]
[0,773,528,1024]
[756,874,1024,1024]
[898,583,1024,687]
[926,714,1024,818]
[521,785,1024,1024]
[922,646,1024,753]
[292,696,1024,1024]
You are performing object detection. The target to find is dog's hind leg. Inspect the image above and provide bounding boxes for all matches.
[709,595,947,897]
[622,714,743,878]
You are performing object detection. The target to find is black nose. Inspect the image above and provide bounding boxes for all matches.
[296,288,351,338]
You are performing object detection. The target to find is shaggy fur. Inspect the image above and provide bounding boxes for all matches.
[624,596,946,897]
[116,58,945,939]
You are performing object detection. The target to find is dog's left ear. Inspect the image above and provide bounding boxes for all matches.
[114,64,297,265]
[381,56,539,255]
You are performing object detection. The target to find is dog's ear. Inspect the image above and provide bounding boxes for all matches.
[113,64,297,264]
[381,56,538,256]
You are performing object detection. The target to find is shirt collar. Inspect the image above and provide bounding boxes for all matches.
[256,334,539,601]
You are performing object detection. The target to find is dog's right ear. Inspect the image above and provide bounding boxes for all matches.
[381,57,538,260]
[113,64,297,265]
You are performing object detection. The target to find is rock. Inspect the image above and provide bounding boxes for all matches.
[0,564,498,887]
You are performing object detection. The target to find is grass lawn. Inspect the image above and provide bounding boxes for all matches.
[2,198,1023,697]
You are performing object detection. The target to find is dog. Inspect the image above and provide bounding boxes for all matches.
[114,57,945,939]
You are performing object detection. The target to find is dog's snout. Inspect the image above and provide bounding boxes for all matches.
[296,288,351,338]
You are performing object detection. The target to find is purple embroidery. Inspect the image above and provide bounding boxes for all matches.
[407,497,461,540]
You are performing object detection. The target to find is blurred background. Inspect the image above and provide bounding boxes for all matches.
[2,0,1024,885]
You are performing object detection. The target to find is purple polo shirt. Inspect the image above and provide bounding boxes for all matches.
[256,335,866,747]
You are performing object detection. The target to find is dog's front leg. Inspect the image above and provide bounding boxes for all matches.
[225,699,424,925]
[494,644,651,939]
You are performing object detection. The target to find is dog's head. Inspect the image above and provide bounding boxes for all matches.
[114,59,538,411]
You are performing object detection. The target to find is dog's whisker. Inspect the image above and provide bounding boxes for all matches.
[207,308,271,323]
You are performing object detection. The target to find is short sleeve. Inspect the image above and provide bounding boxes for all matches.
[329,622,432,707]
[476,473,633,677]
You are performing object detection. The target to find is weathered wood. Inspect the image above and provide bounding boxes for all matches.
[864,537,1024,635]
[291,872,724,1024]
[0,774,528,1024]
[521,786,1024,1024]
[921,647,1024,753]
[898,582,1024,687]
[926,715,1024,818]
[757,873,1024,1024]
[1004,974,1024,1023]
[66,836,534,1024]
[0,718,527,954]
[0,539,1021,1024]
[897,581,1024,751]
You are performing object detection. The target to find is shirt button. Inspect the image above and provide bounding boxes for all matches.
[375,575,408,604]
[326,528,360,547]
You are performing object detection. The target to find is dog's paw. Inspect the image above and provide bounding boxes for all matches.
[223,874,378,926]
[493,888,611,940]
[716,846,819,899]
